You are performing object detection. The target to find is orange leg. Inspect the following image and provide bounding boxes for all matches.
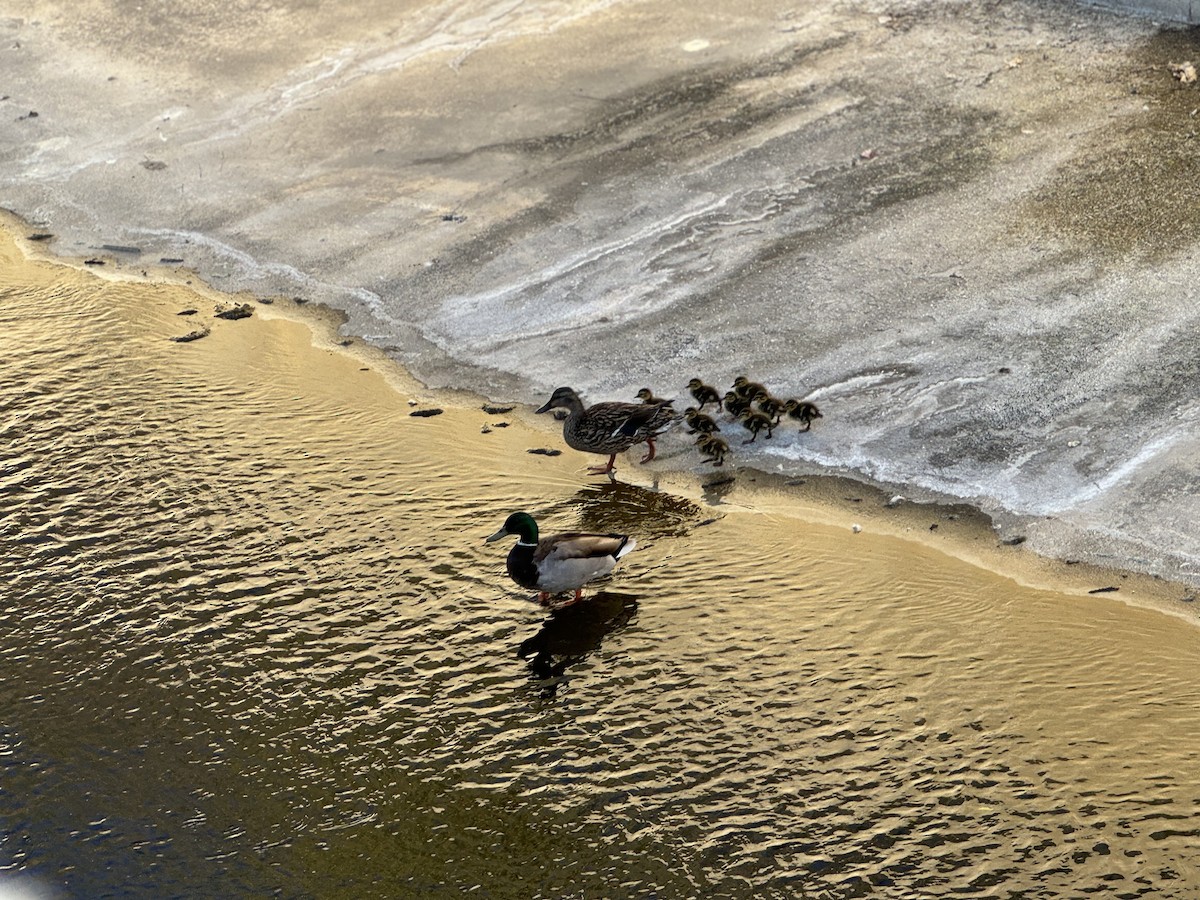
[587,453,618,475]
[640,438,657,464]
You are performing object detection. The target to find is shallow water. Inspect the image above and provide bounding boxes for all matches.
[2,235,1200,898]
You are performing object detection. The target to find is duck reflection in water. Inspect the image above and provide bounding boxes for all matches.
[551,480,705,541]
[517,591,639,685]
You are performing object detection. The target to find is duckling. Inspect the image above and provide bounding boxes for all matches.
[752,390,786,424]
[486,511,635,604]
[683,407,721,435]
[635,387,673,405]
[738,408,775,444]
[732,375,768,400]
[722,391,752,418]
[783,399,823,431]
[537,387,677,476]
[695,433,729,466]
[686,378,722,410]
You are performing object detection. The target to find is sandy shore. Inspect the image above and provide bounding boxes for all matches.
[6,210,1191,623]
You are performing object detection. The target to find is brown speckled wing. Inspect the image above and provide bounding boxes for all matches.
[538,532,627,562]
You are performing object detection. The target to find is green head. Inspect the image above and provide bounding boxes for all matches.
[485,511,539,544]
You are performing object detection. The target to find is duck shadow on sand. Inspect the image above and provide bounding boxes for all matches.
[516,591,639,688]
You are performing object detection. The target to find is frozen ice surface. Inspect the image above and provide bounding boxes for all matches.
[2,0,1199,584]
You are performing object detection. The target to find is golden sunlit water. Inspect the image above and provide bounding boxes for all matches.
[2,224,1200,898]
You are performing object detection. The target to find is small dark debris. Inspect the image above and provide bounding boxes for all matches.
[998,366,1012,374]
[177,309,198,316]
[359,367,369,372]
[410,408,444,418]
[27,233,53,242]
[527,448,562,456]
[101,244,141,254]
[696,517,720,527]
[159,257,185,264]
[17,110,38,120]
[1088,586,1119,594]
[844,496,863,503]
[929,523,939,531]
[482,404,514,414]
[1001,535,1027,546]
[169,327,210,343]
[83,258,105,266]
[339,339,353,347]
[293,296,308,305]
[214,303,253,320]
[140,160,168,171]
[492,422,510,428]
[441,213,466,222]
[785,478,806,486]
[258,297,274,305]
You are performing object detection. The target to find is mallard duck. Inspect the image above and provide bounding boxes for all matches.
[695,433,729,466]
[738,408,775,443]
[486,511,636,604]
[635,387,673,405]
[537,386,676,475]
[723,391,752,417]
[732,375,768,400]
[783,399,823,431]
[683,407,720,434]
[686,378,722,410]
[752,390,786,424]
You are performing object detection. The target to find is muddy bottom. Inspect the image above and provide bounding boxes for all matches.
[2,225,1200,898]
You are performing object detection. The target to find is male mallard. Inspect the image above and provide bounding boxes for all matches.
[537,386,676,476]
[783,399,823,431]
[683,407,720,434]
[695,433,729,466]
[686,378,722,410]
[732,375,768,400]
[635,387,673,405]
[485,511,636,604]
[738,408,775,443]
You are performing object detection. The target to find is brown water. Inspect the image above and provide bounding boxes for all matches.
[2,226,1200,898]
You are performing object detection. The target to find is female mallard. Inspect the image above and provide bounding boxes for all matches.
[537,386,676,476]
[486,511,636,604]
[783,399,823,431]
[685,378,722,410]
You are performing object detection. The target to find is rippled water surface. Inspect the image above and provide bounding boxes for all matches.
[3,232,1200,898]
